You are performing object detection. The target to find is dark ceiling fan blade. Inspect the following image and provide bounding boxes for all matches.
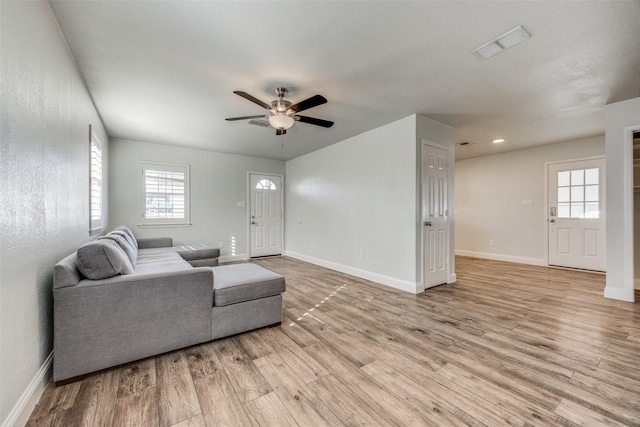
[233,91,270,110]
[289,95,327,113]
[276,129,287,136]
[296,115,334,128]
[225,115,268,121]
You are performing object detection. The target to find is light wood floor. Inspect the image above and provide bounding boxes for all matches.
[28,256,640,426]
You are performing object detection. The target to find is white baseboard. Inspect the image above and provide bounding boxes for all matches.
[218,253,249,263]
[604,285,635,302]
[284,251,419,294]
[455,249,546,267]
[2,352,53,427]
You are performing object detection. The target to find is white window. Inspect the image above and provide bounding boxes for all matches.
[141,162,190,226]
[256,178,277,190]
[90,129,104,233]
[557,167,600,219]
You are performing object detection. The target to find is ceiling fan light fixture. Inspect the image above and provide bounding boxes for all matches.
[269,113,295,130]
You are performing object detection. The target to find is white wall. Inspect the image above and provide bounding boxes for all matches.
[605,97,640,302]
[0,2,109,425]
[285,114,455,293]
[455,136,605,265]
[108,139,285,260]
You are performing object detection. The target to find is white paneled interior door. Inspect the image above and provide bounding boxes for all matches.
[250,173,283,257]
[423,143,450,288]
[548,158,606,271]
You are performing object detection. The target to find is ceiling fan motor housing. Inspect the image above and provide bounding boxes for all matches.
[226,87,334,134]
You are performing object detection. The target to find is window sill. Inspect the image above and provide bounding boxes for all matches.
[89,227,105,236]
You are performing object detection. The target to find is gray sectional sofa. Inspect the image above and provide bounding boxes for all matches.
[53,225,285,382]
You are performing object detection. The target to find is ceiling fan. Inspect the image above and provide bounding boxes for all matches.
[225,87,334,135]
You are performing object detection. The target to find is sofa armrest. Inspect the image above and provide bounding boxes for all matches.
[53,268,213,381]
[137,237,173,249]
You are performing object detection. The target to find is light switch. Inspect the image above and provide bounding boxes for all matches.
[237,201,246,207]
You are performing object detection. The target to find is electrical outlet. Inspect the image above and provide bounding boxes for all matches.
[358,250,364,259]
[489,240,494,246]
[219,241,224,249]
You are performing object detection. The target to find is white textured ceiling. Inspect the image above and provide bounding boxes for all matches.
[48,1,640,161]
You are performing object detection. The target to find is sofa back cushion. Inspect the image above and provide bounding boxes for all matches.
[100,230,138,266]
[114,225,138,250]
[76,239,134,280]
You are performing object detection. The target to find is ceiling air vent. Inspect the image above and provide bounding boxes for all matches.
[248,119,270,128]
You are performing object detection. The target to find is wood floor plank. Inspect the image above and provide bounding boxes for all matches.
[117,358,156,398]
[193,370,253,427]
[307,374,398,427]
[156,351,201,427]
[260,327,329,382]
[28,256,640,427]
[112,386,158,427]
[213,335,273,403]
[28,380,81,421]
[554,397,628,427]
[363,359,524,427]
[305,342,439,426]
[61,369,120,427]
[243,391,299,427]
[184,341,223,380]
[253,352,338,427]
[435,363,567,427]
[235,329,277,360]
[170,414,206,427]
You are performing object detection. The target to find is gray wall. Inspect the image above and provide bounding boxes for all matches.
[455,136,604,265]
[285,114,455,293]
[0,1,109,424]
[108,139,285,260]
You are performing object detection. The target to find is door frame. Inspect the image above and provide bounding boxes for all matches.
[543,155,605,268]
[420,140,453,292]
[247,171,284,258]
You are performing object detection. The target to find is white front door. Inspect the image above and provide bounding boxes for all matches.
[423,143,449,288]
[548,158,606,271]
[250,173,283,257]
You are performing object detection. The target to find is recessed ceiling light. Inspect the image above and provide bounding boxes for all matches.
[473,25,531,60]
[492,138,505,144]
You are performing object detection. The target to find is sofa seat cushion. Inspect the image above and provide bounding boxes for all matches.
[134,252,193,275]
[213,263,285,307]
[76,240,134,280]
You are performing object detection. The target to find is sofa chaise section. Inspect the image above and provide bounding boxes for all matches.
[52,226,284,382]
[54,256,214,381]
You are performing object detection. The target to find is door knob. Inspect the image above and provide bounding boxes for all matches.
[251,221,256,225]
[424,221,432,227]
[549,219,556,223]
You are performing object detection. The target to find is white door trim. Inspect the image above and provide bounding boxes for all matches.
[420,140,451,292]
[543,155,605,268]
[247,171,284,258]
